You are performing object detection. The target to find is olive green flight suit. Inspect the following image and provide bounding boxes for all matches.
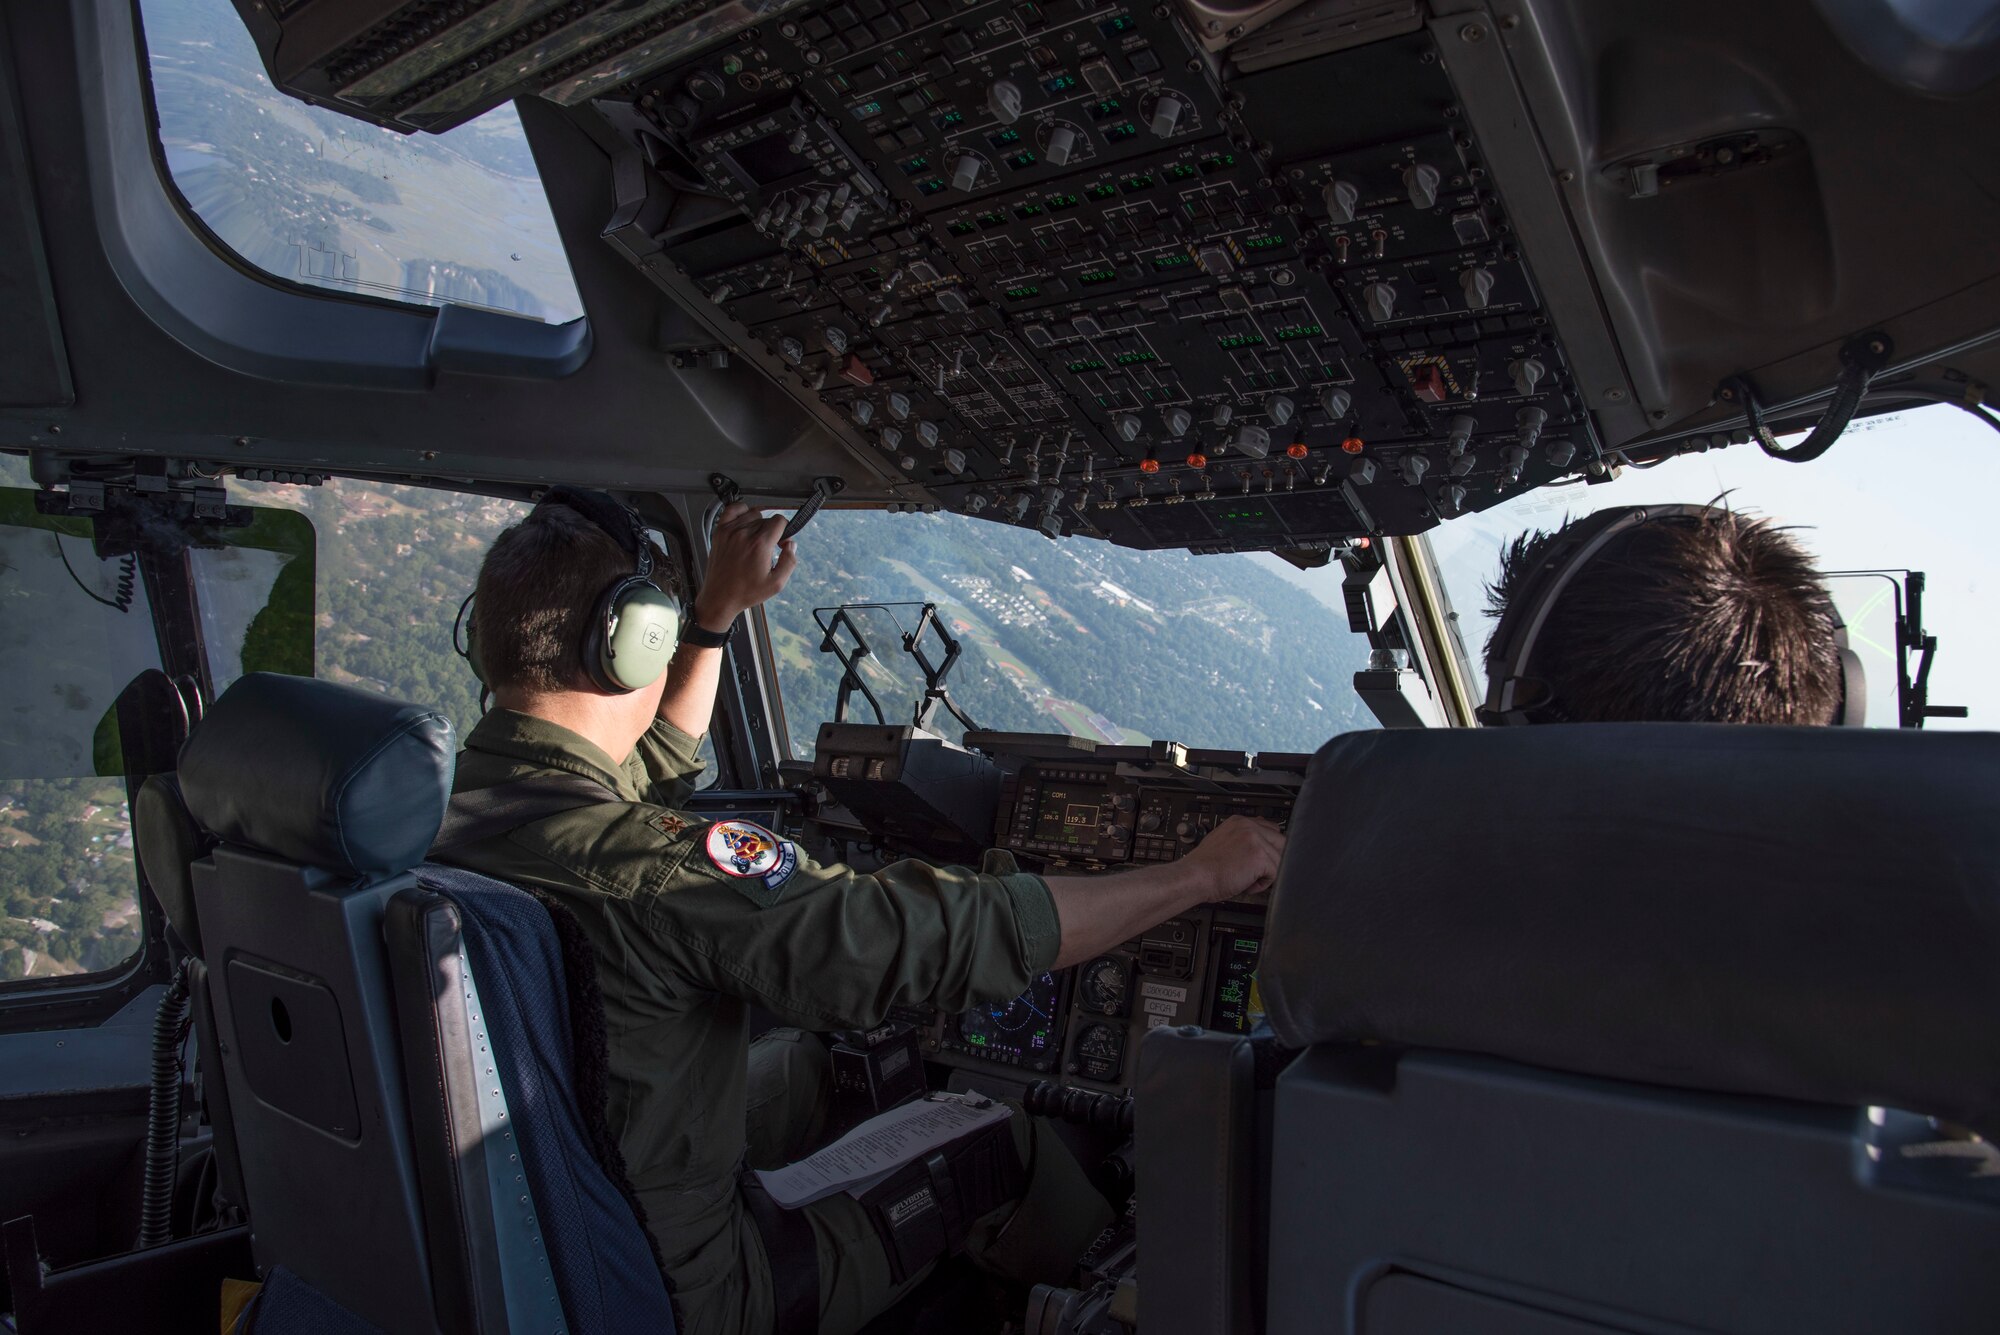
[441,710,1111,1335]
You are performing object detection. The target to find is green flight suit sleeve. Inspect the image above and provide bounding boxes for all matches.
[640,834,1061,1031]
[626,717,708,807]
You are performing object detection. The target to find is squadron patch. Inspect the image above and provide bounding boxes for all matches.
[704,819,798,893]
[649,811,689,839]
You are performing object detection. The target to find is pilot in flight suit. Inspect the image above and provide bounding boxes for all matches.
[442,708,1109,1335]
[434,488,1283,1335]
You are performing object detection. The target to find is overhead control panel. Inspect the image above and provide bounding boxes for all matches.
[599,0,1601,550]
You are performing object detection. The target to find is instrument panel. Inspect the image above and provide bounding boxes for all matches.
[898,746,1296,1092]
[592,0,1601,551]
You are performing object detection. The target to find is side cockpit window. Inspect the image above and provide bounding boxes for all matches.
[138,0,584,325]
[0,476,162,984]
[0,457,321,990]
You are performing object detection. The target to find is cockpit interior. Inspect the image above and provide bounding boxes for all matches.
[3,0,1999,1331]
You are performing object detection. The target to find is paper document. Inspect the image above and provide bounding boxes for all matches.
[754,1092,1013,1209]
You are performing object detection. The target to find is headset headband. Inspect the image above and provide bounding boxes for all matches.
[1481,505,1718,726]
[1478,503,1857,727]
[535,485,653,582]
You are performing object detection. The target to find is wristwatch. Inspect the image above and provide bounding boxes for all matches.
[678,616,735,649]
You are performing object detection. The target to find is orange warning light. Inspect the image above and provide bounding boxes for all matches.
[1138,456,1160,474]
[1286,442,1310,460]
[1185,452,1208,470]
[1340,436,1366,455]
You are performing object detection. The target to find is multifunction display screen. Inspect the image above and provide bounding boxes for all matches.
[950,972,1065,1071]
[1031,784,1112,851]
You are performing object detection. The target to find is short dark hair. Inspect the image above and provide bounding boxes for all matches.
[472,502,670,695]
[1485,508,1844,725]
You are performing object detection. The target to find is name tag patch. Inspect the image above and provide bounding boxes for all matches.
[704,819,798,892]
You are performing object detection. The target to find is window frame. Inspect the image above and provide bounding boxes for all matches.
[78,0,594,393]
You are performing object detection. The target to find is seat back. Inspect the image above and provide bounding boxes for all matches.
[168,673,672,1335]
[177,674,457,1333]
[1241,725,2000,1335]
[395,865,675,1334]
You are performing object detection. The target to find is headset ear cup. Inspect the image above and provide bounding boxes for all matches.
[1836,647,1867,726]
[455,592,486,686]
[596,582,682,693]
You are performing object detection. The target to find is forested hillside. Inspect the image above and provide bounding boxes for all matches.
[766,509,1369,756]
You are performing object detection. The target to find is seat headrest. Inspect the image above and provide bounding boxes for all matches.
[178,674,455,878]
[134,774,209,957]
[1263,724,2000,1133]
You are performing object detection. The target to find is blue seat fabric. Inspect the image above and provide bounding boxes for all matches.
[417,863,679,1334]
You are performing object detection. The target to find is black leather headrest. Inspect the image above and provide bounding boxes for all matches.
[1264,725,2000,1132]
[178,674,455,878]
[134,774,209,957]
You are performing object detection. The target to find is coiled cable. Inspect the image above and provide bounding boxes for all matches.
[52,534,136,612]
[137,962,192,1249]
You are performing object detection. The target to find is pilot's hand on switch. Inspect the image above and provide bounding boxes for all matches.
[693,502,798,633]
[1181,815,1285,903]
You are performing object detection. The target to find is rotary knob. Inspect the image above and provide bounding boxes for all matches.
[1363,282,1397,323]
[1234,425,1272,459]
[1404,162,1441,210]
[1323,179,1360,223]
[1509,357,1546,397]
[1149,92,1189,138]
[1045,125,1078,166]
[989,79,1025,125]
[1459,265,1496,310]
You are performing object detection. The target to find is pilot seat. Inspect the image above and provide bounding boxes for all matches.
[134,672,676,1334]
[1139,722,2000,1335]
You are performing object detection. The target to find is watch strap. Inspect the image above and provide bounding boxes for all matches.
[679,618,734,649]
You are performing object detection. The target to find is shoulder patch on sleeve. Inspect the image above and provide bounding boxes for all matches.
[702,819,800,905]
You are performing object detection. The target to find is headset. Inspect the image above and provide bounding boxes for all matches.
[455,486,683,695]
[1478,503,1865,727]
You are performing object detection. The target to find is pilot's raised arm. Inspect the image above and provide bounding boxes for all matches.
[433,486,1281,1335]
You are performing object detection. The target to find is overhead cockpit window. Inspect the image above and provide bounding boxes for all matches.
[763,509,1375,761]
[1428,404,1995,729]
[138,0,585,324]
